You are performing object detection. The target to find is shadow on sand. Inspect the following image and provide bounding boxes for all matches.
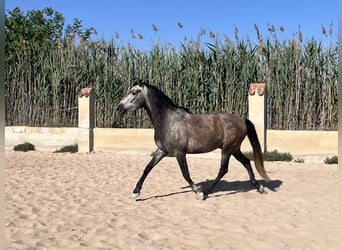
[198,179,283,198]
[136,179,282,201]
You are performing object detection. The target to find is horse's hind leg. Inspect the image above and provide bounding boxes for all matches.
[132,148,166,199]
[233,150,265,193]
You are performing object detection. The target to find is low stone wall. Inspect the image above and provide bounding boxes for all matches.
[5,127,338,157]
[5,127,79,151]
[93,128,155,152]
[266,130,337,155]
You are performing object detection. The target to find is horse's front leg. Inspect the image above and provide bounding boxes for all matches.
[132,148,166,199]
[176,153,203,199]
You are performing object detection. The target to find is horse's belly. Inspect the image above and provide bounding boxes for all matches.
[186,136,222,154]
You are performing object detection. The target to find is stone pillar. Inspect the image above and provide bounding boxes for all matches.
[78,87,95,153]
[248,83,266,152]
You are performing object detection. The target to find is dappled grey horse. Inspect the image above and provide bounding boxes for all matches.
[117,79,270,200]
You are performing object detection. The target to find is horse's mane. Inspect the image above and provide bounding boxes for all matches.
[133,79,190,113]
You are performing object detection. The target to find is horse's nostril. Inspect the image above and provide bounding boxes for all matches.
[116,104,126,116]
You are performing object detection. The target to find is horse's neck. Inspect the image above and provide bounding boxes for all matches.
[144,90,176,128]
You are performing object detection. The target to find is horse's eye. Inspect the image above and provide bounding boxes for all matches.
[131,89,140,95]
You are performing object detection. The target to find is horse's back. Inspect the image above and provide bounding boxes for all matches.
[184,112,247,153]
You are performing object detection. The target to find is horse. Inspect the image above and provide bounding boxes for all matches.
[117,79,270,200]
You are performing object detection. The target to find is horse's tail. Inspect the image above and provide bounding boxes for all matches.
[245,119,271,181]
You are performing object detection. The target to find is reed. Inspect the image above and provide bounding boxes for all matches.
[5,25,337,130]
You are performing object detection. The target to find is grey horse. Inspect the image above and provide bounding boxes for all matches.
[117,79,270,200]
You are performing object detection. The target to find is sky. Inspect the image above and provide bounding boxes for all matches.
[5,0,339,50]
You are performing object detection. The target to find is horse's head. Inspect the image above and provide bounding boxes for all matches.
[117,79,147,116]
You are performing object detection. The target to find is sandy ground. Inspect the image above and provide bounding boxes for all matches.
[5,149,339,249]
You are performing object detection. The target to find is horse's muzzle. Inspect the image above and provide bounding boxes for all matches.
[116,104,127,116]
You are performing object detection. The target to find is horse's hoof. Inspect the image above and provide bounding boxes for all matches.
[196,191,206,200]
[131,192,140,199]
[258,185,267,194]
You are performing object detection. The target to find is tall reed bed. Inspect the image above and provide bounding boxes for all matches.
[5,27,337,130]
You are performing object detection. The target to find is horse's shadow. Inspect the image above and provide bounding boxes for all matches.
[136,179,283,201]
[198,179,282,198]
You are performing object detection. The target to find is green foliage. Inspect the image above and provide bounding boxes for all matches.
[5,7,97,127]
[324,155,338,164]
[5,7,64,63]
[244,150,293,162]
[5,7,96,64]
[5,8,338,130]
[294,158,305,163]
[243,151,255,160]
[54,144,78,153]
[13,142,35,152]
[264,150,293,162]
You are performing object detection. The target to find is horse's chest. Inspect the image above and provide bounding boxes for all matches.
[154,127,186,155]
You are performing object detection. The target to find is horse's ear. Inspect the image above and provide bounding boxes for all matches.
[133,78,146,87]
[138,79,145,87]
